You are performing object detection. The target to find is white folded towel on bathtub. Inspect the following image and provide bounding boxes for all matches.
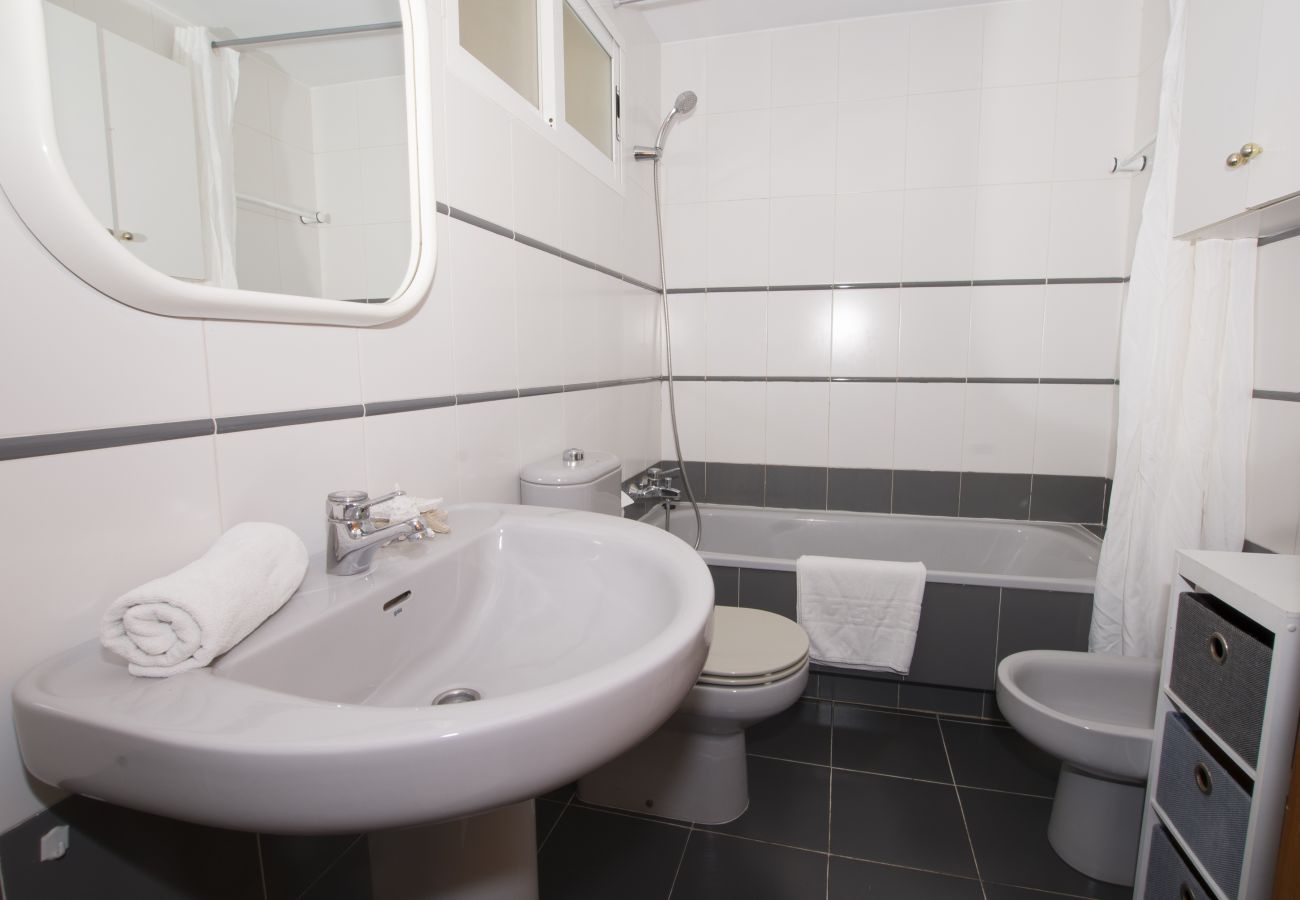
[796,555,926,675]
[100,522,308,678]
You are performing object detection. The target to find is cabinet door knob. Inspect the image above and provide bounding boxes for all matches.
[1194,762,1213,795]
[1240,142,1262,160]
[118,231,136,242]
[1226,152,1244,168]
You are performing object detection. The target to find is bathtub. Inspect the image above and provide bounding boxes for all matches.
[638,503,1103,718]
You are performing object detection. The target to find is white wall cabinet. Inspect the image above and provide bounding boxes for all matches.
[42,3,204,280]
[1174,0,1300,237]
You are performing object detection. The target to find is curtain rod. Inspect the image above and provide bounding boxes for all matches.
[211,21,401,51]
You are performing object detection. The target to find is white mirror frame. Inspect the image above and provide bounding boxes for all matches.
[0,0,437,327]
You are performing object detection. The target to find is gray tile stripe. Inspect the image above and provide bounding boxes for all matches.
[438,205,664,296]
[364,396,456,415]
[0,378,661,461]
[1253,389,1300,402]
[0,419,215,461]
[1258,225,1300,248]
[216,405,365,433]
[665,375,1117,385]
[1045,276,1129,285]
[1243,539,1278,554]
[662,276,1130,294]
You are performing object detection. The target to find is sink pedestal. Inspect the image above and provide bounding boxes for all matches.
[370,800,538,900]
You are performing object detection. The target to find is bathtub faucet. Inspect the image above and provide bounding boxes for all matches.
[628,467,682,503]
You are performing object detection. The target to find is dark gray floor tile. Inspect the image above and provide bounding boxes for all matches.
[939,720,1058,797]
[830,770,976,877]
[827,468,892,513]
[671,831,827,900]
[832,706,951,782]
[301,837,371,900]
[536,800,565,849]
[997,589,1092,662]
[709,566,739,606]
[982,884,1085,900]
[765,465,827,510]
[893,470,960,516]
[704,756,830,852]
[1030,475,1106,523]
[747,699,833,766]
[261,833,361,900]
[0,797,261,900]
[738,568,797,620]
[818,672,899,707]
[960,472,1032,520]
[908,583,1000,690]
[898,683,987,717]
[538,806,687,900]
[706,463,764,506]
[828,856,984,900]
[960,787,1130,899]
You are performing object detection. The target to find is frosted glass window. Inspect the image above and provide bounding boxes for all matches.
[459,0,539,107]
[563,2,613,158]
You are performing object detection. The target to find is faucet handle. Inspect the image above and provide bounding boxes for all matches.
[326,490,404,522]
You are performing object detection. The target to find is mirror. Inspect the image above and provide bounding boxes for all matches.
[0,0,435,325]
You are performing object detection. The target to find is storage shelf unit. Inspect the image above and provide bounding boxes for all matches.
[1135,551,1300,900]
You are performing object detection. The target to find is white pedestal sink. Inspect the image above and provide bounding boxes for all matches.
[12,504,714,898]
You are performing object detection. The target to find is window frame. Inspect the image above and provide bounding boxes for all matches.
[446,0,623,190]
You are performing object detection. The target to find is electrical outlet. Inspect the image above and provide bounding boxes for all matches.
[38,825,69,862]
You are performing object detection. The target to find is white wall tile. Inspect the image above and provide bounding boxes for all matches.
[833,191,905,284]
[661,381,707,460]
[234,56,272,133]
[266,70,314,152]
[968,285,1045,378]
[1041,283,1123,380]
[517,393,567,475]
[364,221,412,299]
[1245,399,1300,553]
[1255,239,1300,392]
[898,286,972,377]
[829,382,896,468]
[706,381,766,463]
[768,196,835,285]
[456,399,521,503]
[1047,179,1131,276]
[770,104,837,197]
[662,110,707,205]
[449,219,517,394]
[665,293,707,374]
[360,145,410,224]
[204,320,360,417]
[234,209,281,294]
[311,83,359,153]
[962,383,1039,473]
[562,266,599,386]
[977,84,1057,185]
[664,202,708,288]
[564,388,615,456]
[893,383,966,470]
[233,123,275,200]
[972,183,1052,279]
[838,15,909,101]
[908,6,985,94]
[767,290,833,376]
[514,243,568,388]
[706,199,770,287]
[831,289,901,378]
[901,187,977,281]
[836,98,908,194]
[662,39,708,117]
[771,23,839,107]
[1033,384,1116,476]
[445,78,513,226]
[215,418,366,553]
[907,91,981,188]
[1054,78,1138,181]
[316,149,364,226]
[317,225,369,301]
[1059,0,1142,81]
[364,406,461,503]
[766,382,830,467]
[982,0,1062,87]
[511,121,560,245]
[706,110,771,201]
[706,291,767,375]
[706,31,772,113]
[356,77,408,148]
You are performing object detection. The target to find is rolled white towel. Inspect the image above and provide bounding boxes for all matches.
[100,522,309,678]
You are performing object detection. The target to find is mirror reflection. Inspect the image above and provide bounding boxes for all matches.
[42,0,411,303]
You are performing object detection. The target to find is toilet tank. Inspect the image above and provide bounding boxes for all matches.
[520,448,622,516]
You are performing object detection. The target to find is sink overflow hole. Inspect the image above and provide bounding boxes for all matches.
[432,688,481,705]
[382,591,411,613]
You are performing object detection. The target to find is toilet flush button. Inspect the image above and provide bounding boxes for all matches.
[562,448,585,466]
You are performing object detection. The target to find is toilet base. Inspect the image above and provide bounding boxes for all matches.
[1047,763,1144,887]
[578,725,748,824]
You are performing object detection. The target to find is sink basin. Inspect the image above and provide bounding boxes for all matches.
[12,504,713,834]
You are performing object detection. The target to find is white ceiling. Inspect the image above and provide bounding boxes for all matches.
[150,0,403,85]
[602,0,994,43]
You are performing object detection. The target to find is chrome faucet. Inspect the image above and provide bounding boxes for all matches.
[326,490,433,576]
[626,467,682,503]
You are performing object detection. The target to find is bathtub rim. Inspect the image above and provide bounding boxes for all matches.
[638,502,1102,595]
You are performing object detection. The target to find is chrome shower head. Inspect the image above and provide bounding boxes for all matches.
[635,89,701,160]
[673,90,698,115]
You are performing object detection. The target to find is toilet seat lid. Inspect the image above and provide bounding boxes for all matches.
[701,607,810,682]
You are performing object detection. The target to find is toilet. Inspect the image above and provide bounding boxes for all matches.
[996,649,1161,886]
[521,449,810,824]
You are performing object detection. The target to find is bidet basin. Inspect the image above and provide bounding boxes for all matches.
[12,504,713,834]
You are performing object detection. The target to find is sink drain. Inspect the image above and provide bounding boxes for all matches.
[432,688,481,705]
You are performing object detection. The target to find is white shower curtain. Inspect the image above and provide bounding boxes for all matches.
[1090,0,1256,658]
[173,28,239,288]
